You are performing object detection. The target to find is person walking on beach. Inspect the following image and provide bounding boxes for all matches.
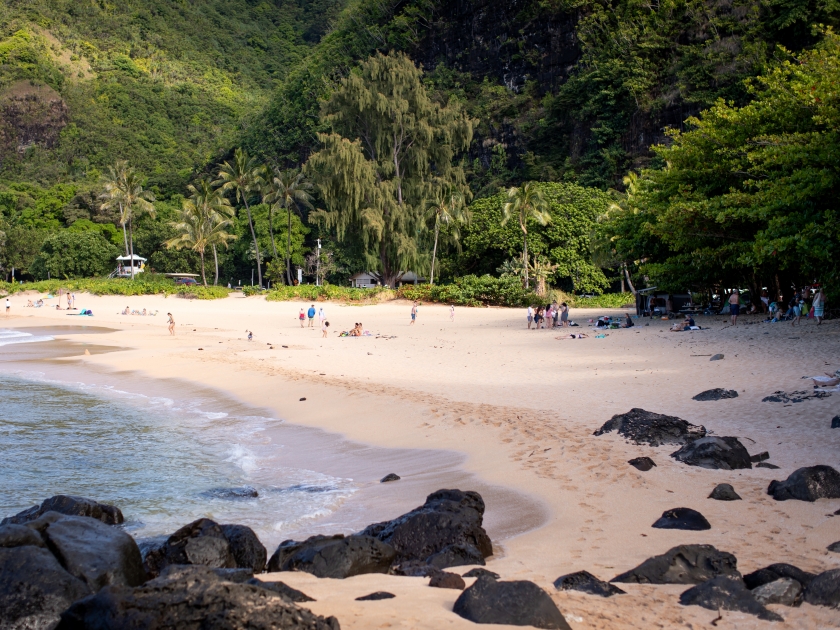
[527,305,534,329]
[5,297,10,316]
[322,320,330,338]
[167,313,175,335]
[560,302,570,327]
[790,290,803,326]
[450,304,455,322]
[307,304,316,327]
[299,308,305,328]
[410,301,418,325]
[813,285,826,325]
[729,289,741,325]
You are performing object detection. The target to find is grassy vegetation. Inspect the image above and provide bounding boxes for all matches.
[0,275,231,299]
[264,284,393,303]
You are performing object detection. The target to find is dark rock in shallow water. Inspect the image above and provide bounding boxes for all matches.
[611,544,739,584]
[628,457,656,471]
[693,388,738,401]
[0,545,91,630]
[380,474,400,483]
[356,591,395,601]
[202,486,259,500]
[828,541,840,553]
[463,568,500,580]
[267,534,395,578]
[1,495,124,526]
[679,576,783,621]
[426,543,485,569]
[767,465,840,501]
[0,523,46,548]
[803,568,840,607]
[670,436,752,470]
[554,571,625,597]
[144,518,235,578]
[429,571,466,590]
[220,523,267,573]
[752,578,803,607]
[652,508,711,531]
[743,563,814,590]
[248,579,315,602]
[453,576,571,629]
[709,483,741,501]
[211,567,254,583]
[593,408,706,447]
[358,489,492,564]
[56,565,340,630]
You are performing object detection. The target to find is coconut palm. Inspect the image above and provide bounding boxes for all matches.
[502,182,551,289]
[215,148,265,287]
[426,188,469,285]
[263,168,313,285]
[100,160,155,279]
[187,180,236,285]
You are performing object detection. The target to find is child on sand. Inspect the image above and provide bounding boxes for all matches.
[410,302,418,325]
[322,321,330,338]
[167,313,175,335]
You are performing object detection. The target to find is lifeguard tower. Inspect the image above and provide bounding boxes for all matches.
[110,255,146,278]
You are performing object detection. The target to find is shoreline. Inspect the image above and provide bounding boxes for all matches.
[2,293,840,628]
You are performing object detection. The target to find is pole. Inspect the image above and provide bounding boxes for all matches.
[316,238,321,287]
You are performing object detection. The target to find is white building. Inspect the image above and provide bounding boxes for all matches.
[349,271,426,288]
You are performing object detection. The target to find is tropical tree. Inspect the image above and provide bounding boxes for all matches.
[99,160,155,279]
[263,168,314,285]
[191,180,236,285]
[426,188,469,285]
[502,182,551,289]
[306,52,474,288]
[215,148,265,287]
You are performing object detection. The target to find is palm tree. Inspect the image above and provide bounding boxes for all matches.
[100,161,156,278]
[426,188,469,285]
[502,182,551,289]
[263,168,313,285]
[187,180,236,285]
[215,148,265,287]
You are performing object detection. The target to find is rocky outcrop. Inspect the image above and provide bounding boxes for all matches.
[453,576,571,629]
[611,544,739,585]
[594,409,706,447]
[693,389,738,401]
[670,436,752,470]
[267,534,395,578]
[220,524,267,573]
[803,569,840,607]
[679,576,783,621]
[554,570,625,597]
[767,465,840,501]
[429,572,466,590]
[426,543,485,569]
[2,495,124,526]
[56,565,340,630]
[743,563,814,590]
[359,489,492,566]
[248,579,315,603]
[752,578,803,606]
[651,508,711,531]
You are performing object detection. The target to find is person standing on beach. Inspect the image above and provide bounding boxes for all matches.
[789,290,803,326]
[561,302,570,327]
[450,304,455,322]
[167,313,175,335]
[5,297,10,316]
[299,308,305,328]
[410,301,418,325]
[527,305,533,329]
[318,306,326,326]
[322,320,329,338]
[307,304,316,327]
[729,289,741,325]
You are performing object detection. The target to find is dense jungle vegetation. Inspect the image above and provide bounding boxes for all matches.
[1,0,838,304]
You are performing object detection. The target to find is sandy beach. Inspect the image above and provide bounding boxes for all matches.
[2,291,840,629]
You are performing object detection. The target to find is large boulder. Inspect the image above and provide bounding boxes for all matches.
[0,522,46,548]
[651,507,711,531]
[56,565,340,630]
[803,569,840,607]
[453,576,571,629]
[267,534,395,578]
[611,544,739,585]
[593,408,706,447]
[0,545,91,630]
[2,495,124,526]
[767,465,840,501]
[692,389,738,401]
[248,579,315,603]
[679,576,783,621]
[743,563,815,590]
[554,571,625,597]
[219,524,267,573]
[752,578,803,607]
[426,543,485,569]
[26,512,146,590]
[358,489,492,564]
[670,436,752,470]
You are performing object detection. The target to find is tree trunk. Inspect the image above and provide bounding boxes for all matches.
[286,206,292,286]
[212,245,219,286]
[128,218,135,280]
[430,220,440,286]
[120,203,129,257]
[243,198,262,288]
[522,226,529,290]
[620,270,625,293]
[268,205,278,258]
[200,251,207,286]
[623,263,636,294]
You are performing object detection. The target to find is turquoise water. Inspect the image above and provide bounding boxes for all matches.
[0,331,356,547]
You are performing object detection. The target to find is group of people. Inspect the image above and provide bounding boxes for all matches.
[526,302,570,329]
[729,284,827,326]
[300,305,327,328]
[120,306,158,316]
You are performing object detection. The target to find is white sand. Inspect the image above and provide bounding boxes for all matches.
[4,291,840,628]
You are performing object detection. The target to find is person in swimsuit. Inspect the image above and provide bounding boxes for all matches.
[813,286,825,325]
[322,320,330,337]
[556,333,588,339]
[729,290,740,325]
[410,302,418,325]
[167,313,175,335]
[299,308,305,328]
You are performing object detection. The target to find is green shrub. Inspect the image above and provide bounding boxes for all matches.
[264,283,394,303]
[397,275,539,307]
[29,232,119,280]
[0,275,231,299]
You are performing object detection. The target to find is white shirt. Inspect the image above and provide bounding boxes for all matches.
[527,306,533,317]
[5,299,9,308]
[318,308,325,319]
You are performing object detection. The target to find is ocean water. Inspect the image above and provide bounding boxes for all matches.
[0,331,356,547]
[0,328,55,347]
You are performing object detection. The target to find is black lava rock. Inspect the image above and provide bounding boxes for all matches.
[56,565,339,630]
[828,541,840,553]
[358,489,492,564]
[767,465,840,501]
[211,568,254,583]
[453,576,571,629]
[593,408,706,447]
[429,571,466,590]
[693,389,738,401]
[757,462,780,469]
[628,457,656,471]
[679,576,783,621]
[463,568,500,579]
[143,518,235,578]
[752,578,803,606]
[670,436,752,470]
[0,523,46,548]
[832,415,840,428]
[710,354,724,361]
[803,568,840,607]
[2,495,124,526]
[356,591,395,601]
[611,544,739,584]
[709,483,741,501]
[750,451,770,462]
[267,534,395,578]
[426,543,485,569]
[651,508,711,531]
[743,563,815,590]
[380,474,401,483]
[389,560,441,577]
[201,487,259,500]
[219,524,267,573]
[554,570,625,597]
[248,579,315,602]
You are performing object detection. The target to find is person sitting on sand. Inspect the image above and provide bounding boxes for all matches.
[670,315,695,332]
[122,306,130,315]
[556,333,589,339]
[141,308,147,316]
[26,300,34,307]
[621,312,634,328]
[247,330,253,341]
